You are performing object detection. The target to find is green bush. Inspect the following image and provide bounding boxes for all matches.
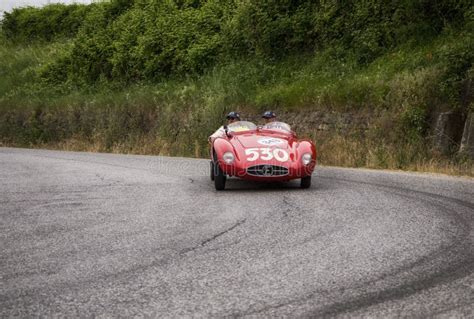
[20,0,469,84]
[436,31,474,109]
[1,4,92,42]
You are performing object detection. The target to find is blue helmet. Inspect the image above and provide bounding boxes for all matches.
[226,111,240,120]
[262,111,276,119]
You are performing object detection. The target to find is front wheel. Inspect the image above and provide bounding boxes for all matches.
[300,175,311,189]
[214,163,226,190]
[210,161,215,181]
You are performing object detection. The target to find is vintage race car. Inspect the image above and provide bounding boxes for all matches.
[209,121,316,190]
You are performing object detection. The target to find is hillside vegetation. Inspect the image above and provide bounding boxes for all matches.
[0,1,473,175]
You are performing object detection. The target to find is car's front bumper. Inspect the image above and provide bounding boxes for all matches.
[218,161,315,182]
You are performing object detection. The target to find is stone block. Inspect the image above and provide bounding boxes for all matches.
[459,112,474,158]
[433,112,464,154]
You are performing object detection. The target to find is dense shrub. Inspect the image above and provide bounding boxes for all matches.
[2,0,473,111]
[3,0,462,84]
[436,31,474,109]
[1,4,92,42]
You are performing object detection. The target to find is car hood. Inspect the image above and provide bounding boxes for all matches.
[234,134,292,148]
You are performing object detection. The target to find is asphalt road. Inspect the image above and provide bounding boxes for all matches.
[1,147,473,318]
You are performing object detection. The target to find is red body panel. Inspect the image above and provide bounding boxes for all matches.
[211,129,316,182]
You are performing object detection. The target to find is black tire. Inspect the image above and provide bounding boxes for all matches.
[300,175,311,189]
[214,162,226,190]
[210,161,215,181]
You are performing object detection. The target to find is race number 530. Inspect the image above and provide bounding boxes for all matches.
[245,148,289,162]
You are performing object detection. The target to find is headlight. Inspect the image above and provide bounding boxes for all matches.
[302,153,312,165]
[223,152,235,164]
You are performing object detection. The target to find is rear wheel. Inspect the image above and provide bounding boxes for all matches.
[300,175,311,189]
[214,163,226,190]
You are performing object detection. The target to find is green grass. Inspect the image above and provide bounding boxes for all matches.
[0,30,465,111]
[0,38,68,97]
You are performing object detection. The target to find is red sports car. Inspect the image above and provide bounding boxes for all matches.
[209,121,317,190]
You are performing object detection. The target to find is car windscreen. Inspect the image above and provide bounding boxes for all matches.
[227,121,257,132]
[262,121,292,132]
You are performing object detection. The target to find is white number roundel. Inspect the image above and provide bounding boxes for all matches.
[245,148,289,162]
[258,138,284,146]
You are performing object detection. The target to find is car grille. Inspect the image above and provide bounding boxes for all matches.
[247,165,289,177]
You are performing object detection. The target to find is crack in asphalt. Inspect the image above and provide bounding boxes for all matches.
[280,195,307,218]
[180,219,247,254]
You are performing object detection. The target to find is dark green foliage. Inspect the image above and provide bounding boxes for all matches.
[2,0,470,84]
[38,0,230,83]
[0,0,136,43]
[401,105,428,142]
[223,1,317,58]
[1,4,92,42]
[1,0,472,108]
[436,30,474,109]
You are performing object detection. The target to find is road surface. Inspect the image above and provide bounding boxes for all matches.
[1,148,473,317]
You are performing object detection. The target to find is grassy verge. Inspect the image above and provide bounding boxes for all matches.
[0,32,472,177]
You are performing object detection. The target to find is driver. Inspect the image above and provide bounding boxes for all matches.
[261,111,291,131]
[262,111,277,124]
[209,111,241,141]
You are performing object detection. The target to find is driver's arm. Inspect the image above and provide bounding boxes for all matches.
[209,126,225,142]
